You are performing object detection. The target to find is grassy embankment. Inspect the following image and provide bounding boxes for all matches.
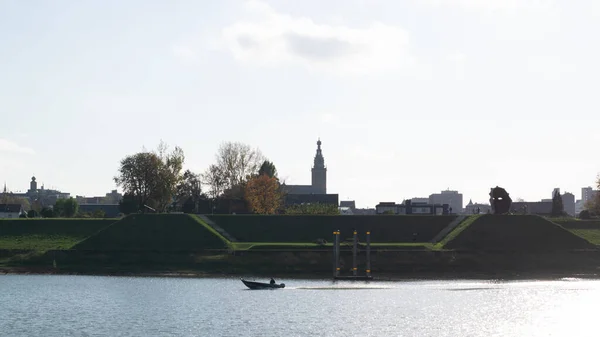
[5,214,600,277]
[0,218,116,250]
[442,215,595,251]
[551,219,600,245]
[206,214,458,251]
[73,214,228,251]
[0,218,117,268]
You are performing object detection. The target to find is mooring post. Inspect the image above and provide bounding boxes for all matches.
[352,230,358,276]
[366,231,371,278]
[333,230,340,278]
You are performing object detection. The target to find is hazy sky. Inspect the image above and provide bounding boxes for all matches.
[1,0,599,208]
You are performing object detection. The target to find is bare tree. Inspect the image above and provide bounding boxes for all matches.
[202,164,227,200]
[216,142,265,188]
[203,142,265,199]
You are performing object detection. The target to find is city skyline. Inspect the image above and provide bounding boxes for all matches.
[1,0,599,208]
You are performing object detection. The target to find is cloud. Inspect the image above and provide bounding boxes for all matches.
[172,45,197,62]
[320,113,340,124]
[0,138,35,155]
[418,0,554,11]
[219,0,416,75]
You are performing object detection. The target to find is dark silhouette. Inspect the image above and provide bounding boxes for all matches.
[270,278,276,285]
[489,186,512,214]
[551,189,565,217]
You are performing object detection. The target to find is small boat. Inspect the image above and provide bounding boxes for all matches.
[241,278,285,290]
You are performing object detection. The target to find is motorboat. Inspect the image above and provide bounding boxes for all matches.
[241,278,285,290]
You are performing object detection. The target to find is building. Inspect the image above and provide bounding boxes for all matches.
[464,200,492,214]
[575,199,585,215]
[561,192,576,216]
[3,176,70,207]
[582,186,599,205]
[285,193,338,206]
[282,139,338,206]
[339,200,376,215]
[375,200,449,215]
[76,190,123,205]
[548,189,576,216]
[0,204,24,218]
[282,139,327,195]
[429,190,463,214]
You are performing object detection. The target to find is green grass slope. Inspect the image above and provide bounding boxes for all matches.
[207,215,456,243]
[444,215,596,251]
[549,220,600,245]
[553,220,600,229]
[73,214,228,251]
[0,219,115,250]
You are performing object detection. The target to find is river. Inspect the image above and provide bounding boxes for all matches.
[0,275,598,336]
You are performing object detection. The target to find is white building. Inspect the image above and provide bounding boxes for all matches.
[429,190,463,214]
[0,204,24,218]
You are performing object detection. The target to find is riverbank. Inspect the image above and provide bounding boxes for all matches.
[3,249,600,281]
[3,265,600,282]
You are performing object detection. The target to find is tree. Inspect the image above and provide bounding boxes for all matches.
[153,142,185,211]
[258,160,278,179]
[119,193,140,215]
[54,198,79,217]
[92,209,106,218]
[27,209,38,218]
[244,175,283,214]
[202,164,227,200]
[551,189,564,217]
[40,207,54,218]
[114,142,185,212]
[176,169,203,213]
[0,195,31,211]
[284,203,340,215]
[589,175,600,214]
[203,142,264,199]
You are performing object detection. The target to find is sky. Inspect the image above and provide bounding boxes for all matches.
[1,0,600,208]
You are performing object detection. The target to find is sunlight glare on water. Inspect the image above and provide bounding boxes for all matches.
[1,275,600,337]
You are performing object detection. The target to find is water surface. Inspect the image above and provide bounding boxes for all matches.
[1,275,598,336]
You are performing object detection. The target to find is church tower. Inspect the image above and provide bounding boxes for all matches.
[311,139,327,194]
[29,176,37,193]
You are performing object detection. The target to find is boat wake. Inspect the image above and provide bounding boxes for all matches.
[288,286,393,290]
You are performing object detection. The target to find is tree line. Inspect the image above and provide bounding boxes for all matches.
[580,175,600,219]
[114,141,338,215]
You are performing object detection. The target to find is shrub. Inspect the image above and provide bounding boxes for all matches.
[580,210,592,219]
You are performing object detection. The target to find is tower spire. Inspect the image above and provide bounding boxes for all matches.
[311,138,327,194]
[313,138,324,169]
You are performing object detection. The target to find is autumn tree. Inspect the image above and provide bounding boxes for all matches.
[114,142,185,212]
[244,174,283,214]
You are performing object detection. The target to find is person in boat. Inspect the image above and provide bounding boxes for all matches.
[270,278,276,285]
